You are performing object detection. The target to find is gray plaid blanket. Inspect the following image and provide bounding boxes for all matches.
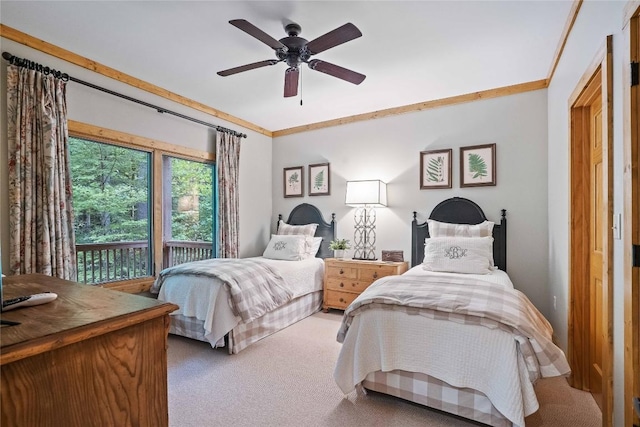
[337,274,571,379]
[154,258,293,323]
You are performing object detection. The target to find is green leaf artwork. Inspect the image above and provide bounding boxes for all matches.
[468,153,488,179]
[314,170,325,190]
[426,156,445,182]
[288,171,299,188]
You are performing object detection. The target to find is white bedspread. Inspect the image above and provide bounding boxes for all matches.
[333,268,551,427]
[156,257,324,346]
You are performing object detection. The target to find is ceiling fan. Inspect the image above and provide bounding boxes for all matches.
[217,19,366,98]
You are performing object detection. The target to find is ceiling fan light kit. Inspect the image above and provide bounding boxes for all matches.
[217,19,366,98]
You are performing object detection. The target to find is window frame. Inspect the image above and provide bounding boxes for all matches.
[68,120,216,292]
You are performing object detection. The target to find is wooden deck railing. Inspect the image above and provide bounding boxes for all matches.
[76,240,214,285]
[163,240,214,267]
[76,241,150,285]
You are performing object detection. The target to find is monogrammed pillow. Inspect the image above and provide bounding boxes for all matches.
[427,219,494,238]
[263,234,308,261]
[422,236,494,274]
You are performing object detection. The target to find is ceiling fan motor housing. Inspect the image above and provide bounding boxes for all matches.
[277,33,310,68]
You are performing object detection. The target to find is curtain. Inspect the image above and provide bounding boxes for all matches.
[216,131,241,258]
[7,64,77,280]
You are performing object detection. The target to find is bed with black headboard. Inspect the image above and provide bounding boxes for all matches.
[333,197,570,427]
[152,203,335,354]
[411,196,507,269]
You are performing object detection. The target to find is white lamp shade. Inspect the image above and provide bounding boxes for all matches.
[345,180,387,207]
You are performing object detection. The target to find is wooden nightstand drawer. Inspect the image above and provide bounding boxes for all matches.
[359,266,400,281]
[326,278,371,293]
[323,258,409,312]
[326,265,358,279]
[324,290,359,310]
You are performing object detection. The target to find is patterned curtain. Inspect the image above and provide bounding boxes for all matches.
[6,64,77,280]
[216,131,241,258]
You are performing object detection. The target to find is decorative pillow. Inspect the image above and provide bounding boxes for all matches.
[277,220,318,237]
[263,235,308,261]
[422,236,494,274]
[427,219,494,238]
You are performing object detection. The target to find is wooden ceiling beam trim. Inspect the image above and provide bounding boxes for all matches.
[272,79,548,137]
[547,0,583,83]
[0,24,272,138]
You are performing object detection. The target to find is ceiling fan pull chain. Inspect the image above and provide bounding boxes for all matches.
[300,67,303,106]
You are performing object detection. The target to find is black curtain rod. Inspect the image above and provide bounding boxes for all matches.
[2,52,247,139]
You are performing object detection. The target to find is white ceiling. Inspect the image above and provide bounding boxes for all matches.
[0,1,574,133]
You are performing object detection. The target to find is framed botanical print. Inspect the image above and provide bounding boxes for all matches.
[420,149,452,189]
[460,143,496,187]
[283,166,303,197]
[308,163,330,196]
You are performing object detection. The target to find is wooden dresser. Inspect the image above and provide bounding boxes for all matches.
[0,274,178,427]
[323,258,409,311]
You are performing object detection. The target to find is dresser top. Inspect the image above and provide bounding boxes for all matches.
[1,274,177,364]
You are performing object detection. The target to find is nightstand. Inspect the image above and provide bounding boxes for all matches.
[323,258,409,312]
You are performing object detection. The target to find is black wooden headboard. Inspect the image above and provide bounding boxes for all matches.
[277,203,336,259]
[411,197,507,271]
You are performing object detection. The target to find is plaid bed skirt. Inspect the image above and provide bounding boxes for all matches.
[363,370,511,427]
[168,290,322,354]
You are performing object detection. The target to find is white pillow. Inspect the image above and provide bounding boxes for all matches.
[309,237,323,257]
[263,235,308,261]
[427,219,494,238]
[298,236,323,260]
[277,220,318,237]
[422,236,494,274]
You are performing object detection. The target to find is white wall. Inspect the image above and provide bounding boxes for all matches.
[546,1,629,425]
[273,90,551,315]
[0,37,273,270]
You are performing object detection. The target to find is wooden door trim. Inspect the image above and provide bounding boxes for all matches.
[568,35,614,427]
[569,102,591,389]
[624,8,640,427]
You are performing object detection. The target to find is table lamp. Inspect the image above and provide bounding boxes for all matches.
[345,180,387,260]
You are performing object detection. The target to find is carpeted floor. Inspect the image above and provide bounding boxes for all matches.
[166,311,601,427]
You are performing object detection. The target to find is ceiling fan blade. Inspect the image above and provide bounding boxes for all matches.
[308,59,366,85]
[229,19,286,51]
[305,23,362,55]
[217,59,280,77]
[284,68,299,97]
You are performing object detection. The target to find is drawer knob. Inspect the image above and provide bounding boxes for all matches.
[339,269,344,274]
[373,272,378,279]
[340,282,344,287]
[339,298,344,303]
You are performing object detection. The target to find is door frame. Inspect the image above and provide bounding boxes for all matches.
[623,5,640,427]
[568,35,614,426]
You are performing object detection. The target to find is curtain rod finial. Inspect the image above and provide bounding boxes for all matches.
[2,52,14,61]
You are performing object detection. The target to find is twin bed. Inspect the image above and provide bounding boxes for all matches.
[333,197,570,427]
[152,197,569,427]
[152,203,335,354]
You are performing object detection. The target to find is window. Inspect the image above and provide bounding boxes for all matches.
[163,156,216,267]
[69,137,151,284]
[68,126,217,287]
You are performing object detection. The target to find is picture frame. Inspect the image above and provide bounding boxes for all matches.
[420,149,452,189]
[460,143,496,187]
[283,166,304,197]
[308,163,330,196]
